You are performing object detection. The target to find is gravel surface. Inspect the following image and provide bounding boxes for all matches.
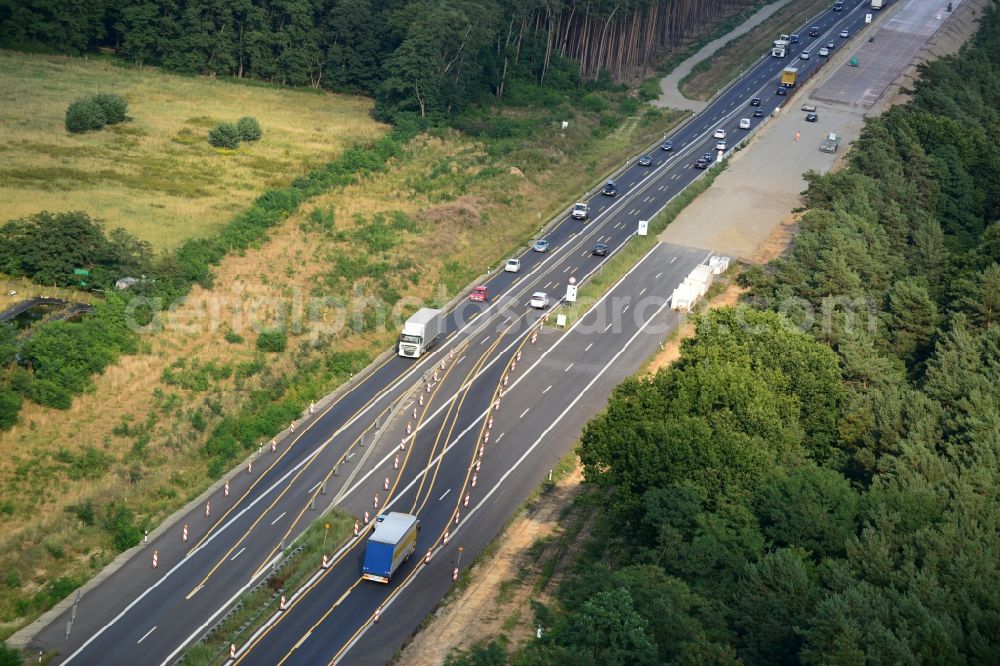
[660,0,979,260]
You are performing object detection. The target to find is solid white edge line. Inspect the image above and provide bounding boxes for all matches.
[78,131,708,663]
[335,256,686,662]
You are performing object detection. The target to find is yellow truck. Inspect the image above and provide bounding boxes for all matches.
[780,67,799,88]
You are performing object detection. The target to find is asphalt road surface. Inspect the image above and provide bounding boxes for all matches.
[28,1,883,663]
[236,241,707,665]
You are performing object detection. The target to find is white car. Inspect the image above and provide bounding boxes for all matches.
[504,258,521,273]
[800,51,811,60]
[715,140,727,151]
[840,29,849,38]
[819,47,830,57]
[739,118,751,130]
[529,292,549,309]
[571,202,589,220]
[713,128,727,139]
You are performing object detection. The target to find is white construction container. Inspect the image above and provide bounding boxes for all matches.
[671,282,702,312]
[709,256,731,274]
[688,265,715,290]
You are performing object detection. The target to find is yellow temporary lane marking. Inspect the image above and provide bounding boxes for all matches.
[188,353,397,552]
[246,414,383,581]
[187,420,370,598]
[230,343,470,662]
[414,316,521,517]
[327,325,532,665]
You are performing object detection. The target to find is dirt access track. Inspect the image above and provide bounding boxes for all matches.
[396,0,986,663]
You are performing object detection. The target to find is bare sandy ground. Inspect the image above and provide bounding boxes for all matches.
[660,0,984,260]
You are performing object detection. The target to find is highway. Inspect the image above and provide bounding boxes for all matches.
[236,241,707,665]
[28,1,881,664]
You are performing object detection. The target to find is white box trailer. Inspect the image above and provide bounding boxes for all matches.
[398,308,443,358]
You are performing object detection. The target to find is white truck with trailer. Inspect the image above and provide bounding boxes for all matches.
[397,308,443,358]
[772,34,790,57]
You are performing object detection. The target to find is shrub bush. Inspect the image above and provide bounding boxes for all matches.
[0,389,21,430]
[580,92,608,113]
[65,98,106,133]
[256,329,287,352]
[0,641,24,666]
[91,93,128,124]
[103,504,144,551]
[236,116,263,142]
[208,122,241,149]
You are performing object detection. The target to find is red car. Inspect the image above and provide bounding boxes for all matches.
[469,285,488,302]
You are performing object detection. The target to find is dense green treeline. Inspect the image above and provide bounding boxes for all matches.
[447,4,1000,665]
[0,0,759,122]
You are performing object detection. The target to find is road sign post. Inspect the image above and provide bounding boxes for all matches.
[566,276,577,303]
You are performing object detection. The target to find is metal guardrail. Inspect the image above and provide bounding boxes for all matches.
[177,543,305,664]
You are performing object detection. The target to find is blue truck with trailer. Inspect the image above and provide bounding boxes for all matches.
[362,512,419,583]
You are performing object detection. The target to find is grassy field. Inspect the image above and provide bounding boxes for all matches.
[0,50,386,250]
[0,56,683,638]
[679,0,831,100]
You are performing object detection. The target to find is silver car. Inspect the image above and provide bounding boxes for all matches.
[529,292,549,309]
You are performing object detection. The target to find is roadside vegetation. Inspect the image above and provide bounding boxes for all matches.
[680,0,831,100]
[0,45,683,643]
[0,0,929,655]
[451,9,1000,663]
[181,509,353,665]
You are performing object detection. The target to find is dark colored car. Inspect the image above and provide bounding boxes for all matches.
[775,87,787,96]
[806,113,818,122]
[789,34,800,43]
[660,140,673,151]
[637,155,653,167]
[602,180,618,196]
[809,26,820,37]
[750,97,762,106]
[593,243,609,257]
[694,152,713,169]
[753,109,765,118]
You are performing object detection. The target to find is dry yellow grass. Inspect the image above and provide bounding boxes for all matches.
[0,98,675,635]
[0,50,386,249]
